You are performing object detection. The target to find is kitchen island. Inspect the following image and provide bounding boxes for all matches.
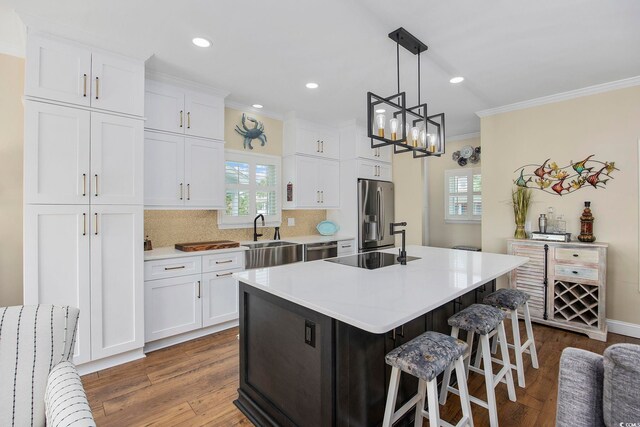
[233,245,527,427]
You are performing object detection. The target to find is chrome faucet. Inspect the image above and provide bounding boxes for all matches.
[253,214,265,241]
[390,222,407,265]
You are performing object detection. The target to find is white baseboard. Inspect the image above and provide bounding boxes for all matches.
[77,349,146,376]
[607,319,640,339]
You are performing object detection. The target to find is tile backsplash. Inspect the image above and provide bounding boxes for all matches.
[144,210,327,248]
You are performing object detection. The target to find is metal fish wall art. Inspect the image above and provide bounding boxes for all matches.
[514,155,618,196]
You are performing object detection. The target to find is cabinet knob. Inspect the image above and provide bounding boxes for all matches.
[572,270,578,274]
[572,253,579,257]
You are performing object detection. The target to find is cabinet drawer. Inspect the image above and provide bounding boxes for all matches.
[554,265,599,281]
[337,239,356,256]
[202,251,245,273]
[555,248,599,264]
[145,257,201,280]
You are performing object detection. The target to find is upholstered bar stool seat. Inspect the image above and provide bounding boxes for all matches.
[482,288,539,388]
[383,331,474,427]
[447,303,507,335]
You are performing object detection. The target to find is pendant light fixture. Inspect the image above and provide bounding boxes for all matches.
[367,28,446,158]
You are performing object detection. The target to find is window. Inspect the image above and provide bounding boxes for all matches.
[444,168,481,223]
[218,151,281,228]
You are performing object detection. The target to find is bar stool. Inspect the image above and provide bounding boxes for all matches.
[439,304,516,427]
[481,288,539,388]
[383,331,474,427]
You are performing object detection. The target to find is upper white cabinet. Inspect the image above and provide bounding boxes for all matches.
[282,155,340,209]
[283,118,340,160]
[25,34,144,117]
[144,131,225,208]
[24,101,143,205]
[144,80,225,140]
[339,122,392,163]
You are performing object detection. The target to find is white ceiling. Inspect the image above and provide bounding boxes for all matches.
[1,0,639,136]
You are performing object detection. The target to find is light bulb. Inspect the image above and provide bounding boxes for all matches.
[376,113,386,138]
[389,118,399,141]
[428,134,437,152]
[410,126,419,147]
[419,129,427,148]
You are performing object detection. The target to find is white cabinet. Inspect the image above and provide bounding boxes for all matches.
[23,205,91,365]
[339,122,393,163]
[144,274,203,342]
[202,271,239,326]
[144,80,225,140]
[144,131,225,208]
[25,34,144,116]
[25,101,143,205]
[337,239,356,256]
[283,155,340,209]
[90,205,143,359]
[284,118,340,160]
[357,159,393,181]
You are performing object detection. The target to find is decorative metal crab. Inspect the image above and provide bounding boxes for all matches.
[235,113,267,150]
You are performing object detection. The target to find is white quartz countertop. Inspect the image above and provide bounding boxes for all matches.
[276,234,355,244]
[235,245,528,334]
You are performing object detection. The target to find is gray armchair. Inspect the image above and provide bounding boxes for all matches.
[557,343,640,427]
[0,305,95,427]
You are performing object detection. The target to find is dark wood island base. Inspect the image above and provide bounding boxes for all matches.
[234,280,496,427]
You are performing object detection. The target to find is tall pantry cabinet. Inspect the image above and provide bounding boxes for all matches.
[23,33,145,368]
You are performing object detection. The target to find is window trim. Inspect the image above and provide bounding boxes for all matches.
[444,167,481,223]
[218,149,282,229]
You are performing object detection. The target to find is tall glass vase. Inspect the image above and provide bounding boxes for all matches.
[514,223,527,239]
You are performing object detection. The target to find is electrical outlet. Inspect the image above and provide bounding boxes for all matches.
[288,218,295,226]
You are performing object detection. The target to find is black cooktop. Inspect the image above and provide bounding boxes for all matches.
[325,251,420,270]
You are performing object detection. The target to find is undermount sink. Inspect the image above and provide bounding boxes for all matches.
[244,241,303,269]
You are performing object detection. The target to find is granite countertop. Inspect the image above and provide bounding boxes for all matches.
[234,245,528,334]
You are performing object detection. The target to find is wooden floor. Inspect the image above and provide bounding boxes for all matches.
[83,322,640,427]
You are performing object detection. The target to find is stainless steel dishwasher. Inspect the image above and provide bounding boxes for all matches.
[304,241,338,261]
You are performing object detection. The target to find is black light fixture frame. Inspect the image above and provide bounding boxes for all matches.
[367,27,446,158]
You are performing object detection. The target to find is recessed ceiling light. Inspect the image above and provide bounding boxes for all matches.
[449,76,464,84]
[375,109,386,114]
[192,37,211,48]
[252,104,263,109]
[305,82,319,89]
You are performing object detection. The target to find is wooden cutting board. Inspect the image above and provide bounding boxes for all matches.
[175,240,240,252]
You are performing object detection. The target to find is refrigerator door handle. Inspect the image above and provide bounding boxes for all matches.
[377,187,384,240]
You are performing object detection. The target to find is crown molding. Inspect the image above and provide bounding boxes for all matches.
[447,132,480,142]
[145,70,230,98]
[476,75,640,118]
[0,41,25,58]
[224,100,283,121]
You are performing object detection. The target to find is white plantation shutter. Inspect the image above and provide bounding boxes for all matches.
[219,151,282,227]
[445,168,481,222]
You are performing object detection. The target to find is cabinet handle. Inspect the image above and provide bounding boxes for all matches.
[317,190,320,203]
[179,183,183,200]
[187,183,191,200]
[179,110,183,128]
[196,281,201,298]
[82,173,86,196]
[391,328,396,341]
[164,265,186,271]
[82,213,86,236]
[321,141,324,153]
[94,213,98,235]
[95,76,99,100]
[572,253,579,257]
[216,260,233,264]
[572,270,578,274]
[341,244,351,248]
[316,140,320,153]
[216,272,234,277]
[82,74,87,97]
[398,325,405,338]
[321,190,324,203]
[187,112,191,129]
[94,174,99,196]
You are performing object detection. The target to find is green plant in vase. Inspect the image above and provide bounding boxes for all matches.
[512,186,532,239]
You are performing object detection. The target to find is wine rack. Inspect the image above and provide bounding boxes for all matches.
[554,280,599,327]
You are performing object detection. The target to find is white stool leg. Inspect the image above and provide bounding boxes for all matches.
[490,333,498,354]
[523,302,539,369]
[510,309,526,388]
[426,378,441,427]
[414,379,427,427]
[383,367,401,427]
[473,333,483,369]
[454,356,474,427]
[464,330,475,379]
[497,322,517,402]
[480,334,499,427]
[439,327,459,405]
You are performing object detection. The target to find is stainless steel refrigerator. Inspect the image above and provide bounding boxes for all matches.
[358,179,395,252]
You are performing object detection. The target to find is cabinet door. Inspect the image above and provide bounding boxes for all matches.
[294,127,321,157]
[144,80,185,134]
[90,205,144,359]
[144,132,185,206]
[24,102,91,205]
[144,274,203,342]
[377,145,393,163]
[90,113,143,205]
[184,92,225,140]
[319,159,340,208]
[377,162,393,182]
[202,271,240,327]
[90,52,144,116]
[25,35,92,106]
[356,130,379,161]
[295,156,320,208]
[317,129,340,160]
[23,205,91,365]
[184,138,225,208]
[357,159,378,181]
